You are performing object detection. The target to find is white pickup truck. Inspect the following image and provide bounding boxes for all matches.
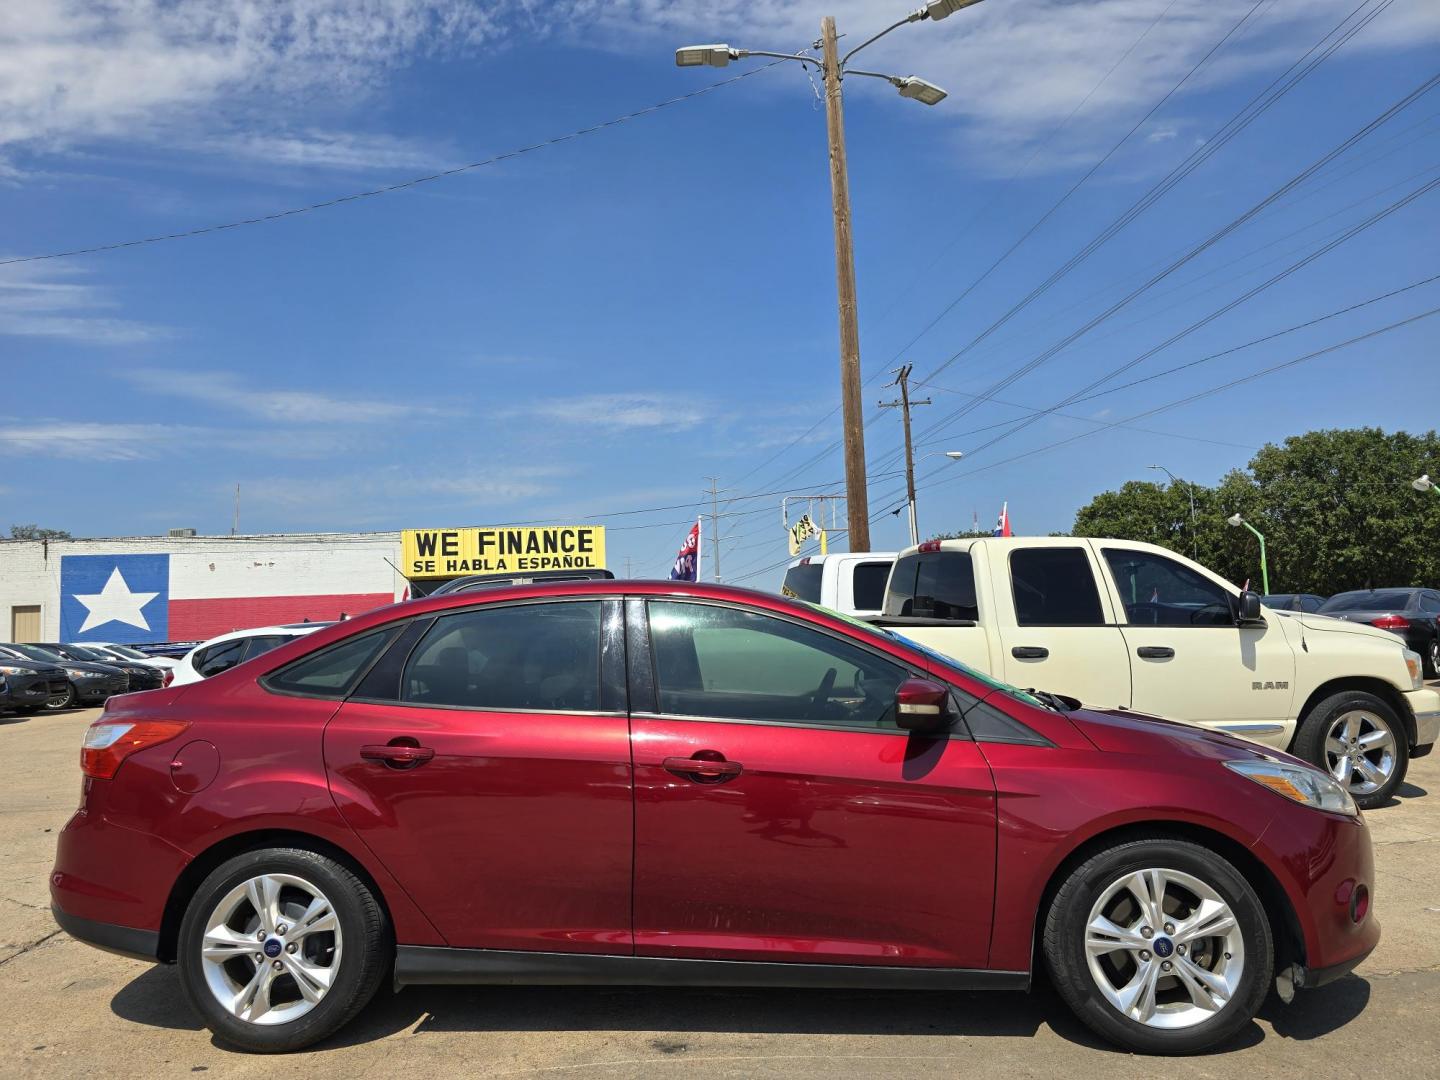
[872,536,1439,809]
[781,552,896,618]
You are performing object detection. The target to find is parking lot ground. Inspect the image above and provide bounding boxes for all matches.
[3,706,1438,1079]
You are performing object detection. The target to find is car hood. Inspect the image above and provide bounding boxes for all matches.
[53,661,125,676]
[1274,610,1413,645]
[1065,706,1308,767]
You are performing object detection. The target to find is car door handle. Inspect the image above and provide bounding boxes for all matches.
[1011,646,1049,659]
[1136,646,1175,659]
[663,755,743,782]
[361,742,435,768]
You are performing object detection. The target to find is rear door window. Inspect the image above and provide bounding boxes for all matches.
[242,635,293,661]
[851,561,892,611]
[1009,548,1106,626]
[883,551,978,621]
[195,639,247,677]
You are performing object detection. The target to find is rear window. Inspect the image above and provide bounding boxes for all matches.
[851,561,892,611]
[883,551,978,621]
[780,562,824,603]
[1320,590,1415,613]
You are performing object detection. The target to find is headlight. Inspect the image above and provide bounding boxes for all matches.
[1224,758,1358,817]
[0,665,25,676]
[1403,649,1423,690]
[66,668,93,680]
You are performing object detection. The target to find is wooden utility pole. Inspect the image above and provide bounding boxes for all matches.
[820,15,870,552]
[879,364,931,546]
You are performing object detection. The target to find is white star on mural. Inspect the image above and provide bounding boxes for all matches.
[74,567,159,634]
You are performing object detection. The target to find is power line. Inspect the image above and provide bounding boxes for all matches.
[0,63,785,267]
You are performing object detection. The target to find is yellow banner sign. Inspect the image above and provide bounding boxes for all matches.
[402,526,606,579]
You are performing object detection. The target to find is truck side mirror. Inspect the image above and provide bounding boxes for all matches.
[1237,590,1264,625]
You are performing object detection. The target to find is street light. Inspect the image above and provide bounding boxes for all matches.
[1147,464,1198,559]
[1413,473,1436,494]
[1226,513,1270,595]
[675,0,985,554]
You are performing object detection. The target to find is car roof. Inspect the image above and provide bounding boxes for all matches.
[187,624,326,651]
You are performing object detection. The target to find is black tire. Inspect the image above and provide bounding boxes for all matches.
[1043,838,1272,1056]
[177,848,389,1053]
[1424,637,1439,681]
[1293,690,1409,810]
[44,683,75,711]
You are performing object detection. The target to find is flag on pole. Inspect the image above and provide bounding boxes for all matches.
[993,502,1012,538]
[670,519,701,581]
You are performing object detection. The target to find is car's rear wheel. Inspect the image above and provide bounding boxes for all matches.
[1424,638,1439,680]
[44,683,74,710]
[1043,838,1272,1055]
[177,848,389,1052]
[1294,690,1408,810]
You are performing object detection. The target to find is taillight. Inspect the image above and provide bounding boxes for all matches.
[81,720,189,779]
[162,668,175,688]
[917,540,942,553]
[1370,615,1410,631]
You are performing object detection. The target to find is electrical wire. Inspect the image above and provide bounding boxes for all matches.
[0,62,785,267]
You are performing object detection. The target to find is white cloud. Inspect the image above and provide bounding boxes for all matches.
[194,129,455,171]
[119,368,449,424]
[510,392,712,432]
[0,416,370,460]
[0,259,167,343]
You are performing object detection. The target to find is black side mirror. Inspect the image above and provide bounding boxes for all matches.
[1237,590,1264,625]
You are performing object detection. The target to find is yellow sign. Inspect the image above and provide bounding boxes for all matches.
[402,526,606,579]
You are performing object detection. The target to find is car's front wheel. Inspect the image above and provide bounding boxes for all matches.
[44,683,75,710]
[1043,838,1272,1055]
[177,848,389,1053]
[1424,637,1439,680]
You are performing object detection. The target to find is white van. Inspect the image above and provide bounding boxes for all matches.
[876,535,1439,809]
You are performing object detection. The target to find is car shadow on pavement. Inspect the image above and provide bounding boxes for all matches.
[111,966,1373,1055]
[1371,780,1428,809]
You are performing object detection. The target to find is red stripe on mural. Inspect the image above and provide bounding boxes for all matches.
[168,593,395,641]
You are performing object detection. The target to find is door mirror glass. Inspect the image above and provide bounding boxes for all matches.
[895,677,954,733]
[1237,590,1264,624]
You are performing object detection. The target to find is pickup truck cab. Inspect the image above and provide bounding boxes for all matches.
[877,536,1439,808]
[781,553,896,618]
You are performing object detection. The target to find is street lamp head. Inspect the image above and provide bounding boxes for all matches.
[1414,474,1434,492]
[923,0,987,21]
[675,44,737,68]
[1226,513,1245,528]
[944,451,965,460]
[894,76,947,105]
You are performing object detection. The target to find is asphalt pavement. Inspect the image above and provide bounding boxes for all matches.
[2,704,1438,1079]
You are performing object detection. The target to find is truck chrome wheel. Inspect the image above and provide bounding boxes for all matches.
[1085,868,1245,1030]
[1324,709,1396,796]
[199,873,342,1026]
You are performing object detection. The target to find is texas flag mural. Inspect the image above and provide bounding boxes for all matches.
[59,553,393,644]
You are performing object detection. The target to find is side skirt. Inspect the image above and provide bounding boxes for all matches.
[394,947,1030,992]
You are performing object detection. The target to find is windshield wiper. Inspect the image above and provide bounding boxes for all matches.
[1024,688,1073,712]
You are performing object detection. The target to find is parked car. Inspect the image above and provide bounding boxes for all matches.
[132,641,202,660]
[54,580,1377,1055]
[1261,593,1327,613]
[1317,588,1440,679]
[781,552,896,617]
[875,537,1438,809]
[78,642,179,671]
[425,568,615,596]
[36,643,164,692]
[167,624,329,687]
[0,653,70,713]
[0,644,128,708]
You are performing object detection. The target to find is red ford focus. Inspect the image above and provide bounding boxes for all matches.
[51,582,1377,1055]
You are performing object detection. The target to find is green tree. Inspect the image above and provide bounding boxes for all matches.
[7,525,72,540]
[1071,428,1440,594]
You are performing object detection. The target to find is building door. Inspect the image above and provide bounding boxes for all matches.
[10,606,41,642]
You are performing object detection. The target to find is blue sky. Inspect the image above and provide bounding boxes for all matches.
[2,0,1438,587]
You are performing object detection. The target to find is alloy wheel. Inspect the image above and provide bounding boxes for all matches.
[1324,709,1396,796]
[198,872,343,1026]
[45,686,73,711]
[1084,867,1245,1029]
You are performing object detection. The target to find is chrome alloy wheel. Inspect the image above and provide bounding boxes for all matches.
[199,873,342,1026]
[1325,709,1396,796]
[1085,868,1245,1029]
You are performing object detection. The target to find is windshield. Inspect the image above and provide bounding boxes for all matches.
[804,602,1050,711]
[60,644,108,661]
[1320,590,1414,613]
[102,645,149,660]
[8,644,65,664]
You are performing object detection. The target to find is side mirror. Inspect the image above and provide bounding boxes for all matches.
[1237,590,1264,624]
[895,677,954,733]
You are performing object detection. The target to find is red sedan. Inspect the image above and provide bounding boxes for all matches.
[51,581,1377,1055]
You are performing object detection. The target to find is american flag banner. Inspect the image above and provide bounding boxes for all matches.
[993,502,1012,538]
[670,519,702,581]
